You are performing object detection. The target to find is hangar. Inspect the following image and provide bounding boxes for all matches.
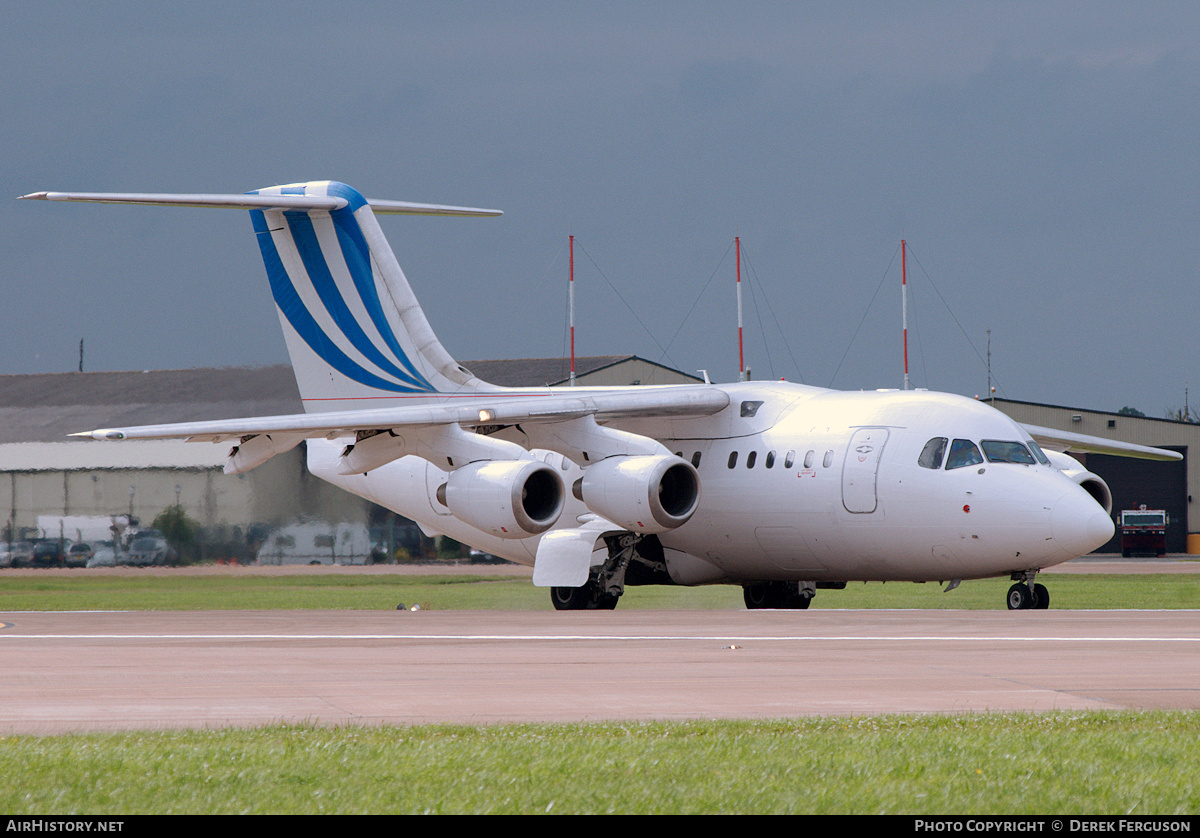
[0,357,698,560]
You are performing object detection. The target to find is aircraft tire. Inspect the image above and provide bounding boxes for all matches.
[786,591,813,610]
[1033,583,1050,610]
[1007,583,1034,610]
[551,586,590,610]
[743,582,779,610]
[550,582,620,611]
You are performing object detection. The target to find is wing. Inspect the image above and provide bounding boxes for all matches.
[1022,423,1182,461]
[71,385,731,474]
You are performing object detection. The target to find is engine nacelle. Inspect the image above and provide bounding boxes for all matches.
[437,460,565,539]
[1044,449,1113,514]
[574,455,700,534]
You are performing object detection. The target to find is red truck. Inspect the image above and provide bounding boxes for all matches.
[1119,506,1167,558]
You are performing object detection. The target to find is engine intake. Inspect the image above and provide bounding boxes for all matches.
[437,460,565,539]
[573,455,700,534]
[1043,449,1113,514]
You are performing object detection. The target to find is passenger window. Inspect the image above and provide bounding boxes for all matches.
[785,451,795,468]
[692,451,702,468]
[823,450,834,468]
[804,450,815,469]
[728,451,738,469]
[746,451,757,468]
[945,439,984,470]
[919,437,947,469]
[765,451,775,468]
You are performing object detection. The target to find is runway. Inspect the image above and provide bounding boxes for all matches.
[1,608,1198,734]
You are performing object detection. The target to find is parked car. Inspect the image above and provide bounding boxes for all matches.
[66,542,94,567]
[126,536,177,567]
[86,541,118,568]
[0,541,34,568]
[30,540,69,568]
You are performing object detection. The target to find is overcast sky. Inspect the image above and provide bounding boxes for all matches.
[4,2,1198,416]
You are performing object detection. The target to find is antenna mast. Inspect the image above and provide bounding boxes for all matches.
[569,234,575,386]
[736,236,745,381]
[901,239,910,390]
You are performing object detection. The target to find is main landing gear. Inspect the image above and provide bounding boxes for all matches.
[1006,571,1050,610]
[742,581,816,610]
[550,533,645,611]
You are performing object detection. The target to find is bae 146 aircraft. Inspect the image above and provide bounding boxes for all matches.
[21,181,1181,610]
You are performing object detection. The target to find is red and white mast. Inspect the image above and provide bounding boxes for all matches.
[901,238,910,390]
[569,234,576,386]
[736,236,745,381]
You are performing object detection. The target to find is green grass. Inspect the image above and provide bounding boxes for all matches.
[1,712,1196,814]
[1,570,1198,611]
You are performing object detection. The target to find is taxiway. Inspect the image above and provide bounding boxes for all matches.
[1,608,1197,734]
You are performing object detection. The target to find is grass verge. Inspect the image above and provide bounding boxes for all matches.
[1,712,1196,814]
[1,570,1198,611]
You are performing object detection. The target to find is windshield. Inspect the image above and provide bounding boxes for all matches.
[981,440,1037,464]
[945,439,984,470]
[1122,512,1166,526]
[918,437,947,469]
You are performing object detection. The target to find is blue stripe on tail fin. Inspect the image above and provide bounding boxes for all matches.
[247,181,492,411]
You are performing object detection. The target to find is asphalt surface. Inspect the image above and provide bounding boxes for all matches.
[2,606,1197,734]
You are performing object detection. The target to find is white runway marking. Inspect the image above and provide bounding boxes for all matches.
[4,633,1199,642]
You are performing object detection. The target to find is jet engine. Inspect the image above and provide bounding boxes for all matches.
[437,459,565,539]
[573,455,700,534]
[1043,449,1113,514]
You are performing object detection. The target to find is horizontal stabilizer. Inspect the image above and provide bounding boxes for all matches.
[19,190,502,217]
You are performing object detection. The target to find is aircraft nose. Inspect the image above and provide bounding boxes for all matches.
[1051,489,1115,557]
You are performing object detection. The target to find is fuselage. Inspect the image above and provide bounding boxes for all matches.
[308,380,1115,586]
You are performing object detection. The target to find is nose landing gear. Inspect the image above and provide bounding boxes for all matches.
[1007,572,1050,610]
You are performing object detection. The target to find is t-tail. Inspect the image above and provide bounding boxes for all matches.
[20,180,503,412]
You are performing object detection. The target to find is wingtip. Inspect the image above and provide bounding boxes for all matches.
[68,429,125,440]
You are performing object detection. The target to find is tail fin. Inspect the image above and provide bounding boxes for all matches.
[21,181,502,413]
[249,181,499,412]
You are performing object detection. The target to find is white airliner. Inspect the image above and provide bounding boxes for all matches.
[22,181,1182,610]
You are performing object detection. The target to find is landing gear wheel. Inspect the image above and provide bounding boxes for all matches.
[551,585,590,611]
[1007,582,1049,610]
[1033,583,1049,610]
[743,582,782,610]
[1007,582,1033,610]
[550,581,621,611]
[787,591,813,610]
[743,582,814,610]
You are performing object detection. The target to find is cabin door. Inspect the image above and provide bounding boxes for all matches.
[842,427,889,513]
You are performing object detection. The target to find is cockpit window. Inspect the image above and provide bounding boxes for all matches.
[945,439,984,470]
[981,440,1037,465]
[918,437,947,469]
[1026,440,1051,465]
